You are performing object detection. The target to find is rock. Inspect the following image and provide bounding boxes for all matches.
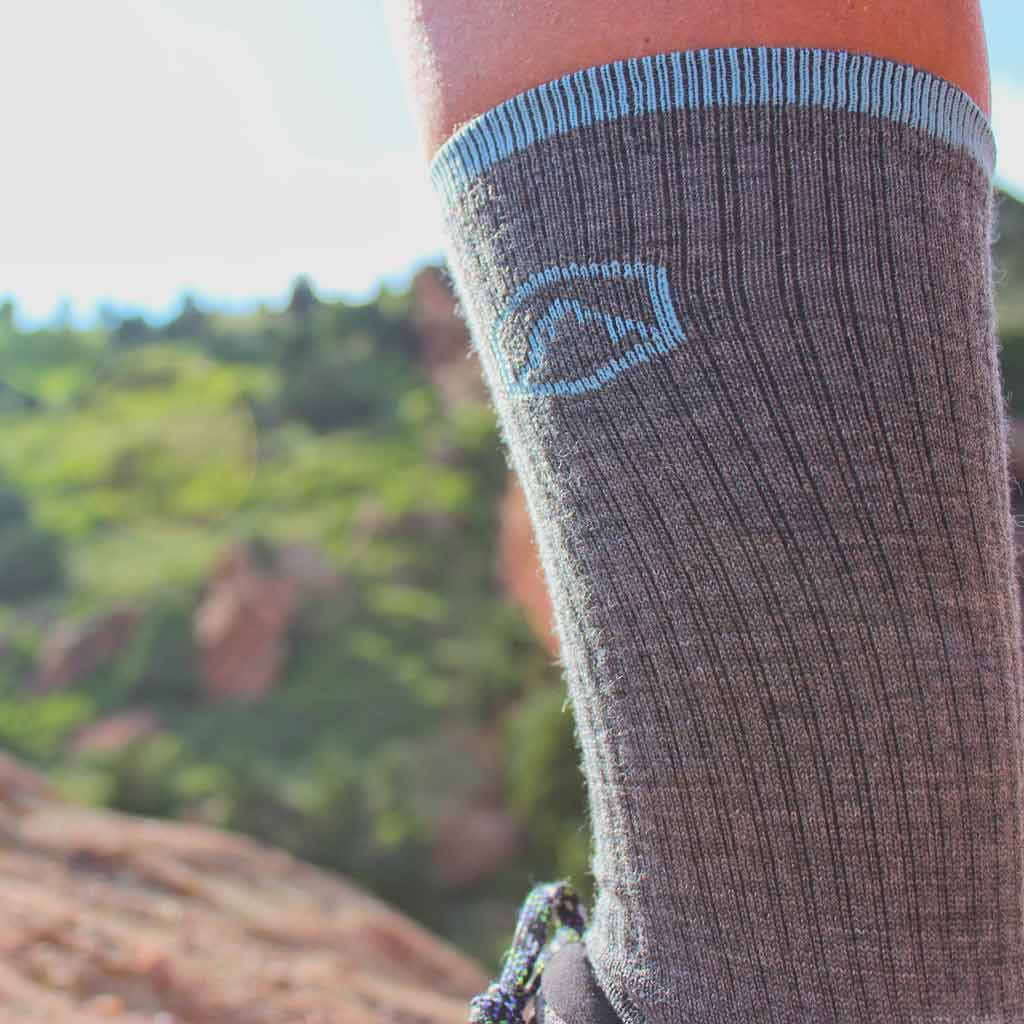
[498,475,559,656]
[1008,419,1024,606]
[193,540,346,700]
[194,543,341,703]
[70,711,159,757]
[432,805,524,891]
[427,728,525,890]
[274,542,344,595]
[1009,417,1024,485]
[0,750,51,805]
[34,610,140,694]
[410,268,488,410]
[0,751,485,1022]
[194,548,299,702]
[411,267,560,657]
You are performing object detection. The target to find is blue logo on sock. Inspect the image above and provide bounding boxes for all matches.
[490,261,687,397]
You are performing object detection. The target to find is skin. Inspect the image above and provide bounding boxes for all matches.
[390,0,990,160]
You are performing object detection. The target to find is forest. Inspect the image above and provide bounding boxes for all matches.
[0,188,1021,961]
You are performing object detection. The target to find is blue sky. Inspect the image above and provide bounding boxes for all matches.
[1,0,1021,326]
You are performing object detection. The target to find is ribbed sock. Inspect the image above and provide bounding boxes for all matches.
[432,47,1024,1023]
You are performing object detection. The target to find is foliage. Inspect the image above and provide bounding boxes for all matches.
[86,593,201,710]
[0,189,1017,959]
[996,190,1024,414]
[0,691,95,763]
[0,270,576,958]
[504,686,591,898]
[0,476,64,600]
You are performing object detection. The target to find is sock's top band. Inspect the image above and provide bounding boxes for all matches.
[430,46,995,206]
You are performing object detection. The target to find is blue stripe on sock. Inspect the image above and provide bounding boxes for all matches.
[846,54,860,114]
[714,49,728,106]
[613,61,630,117]
[785,48,797,105]
[753,47,766,105]
[627,58,645,115]
[742,49,755,105]
[810,50,822,107]
[860,55,873,115]
[494,104,515,155]
[700,51,713,106]
[599,64,618,121]
[879,61,893,120]
[643,57,659,113]
[727,48,741,105]
[563,75,580,129]
[587,67,603,121]
[655,53,671,112]
[669,52,684,108]
[536,83,556,139]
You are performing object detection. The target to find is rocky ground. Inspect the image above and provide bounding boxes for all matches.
[0,751,485,1023]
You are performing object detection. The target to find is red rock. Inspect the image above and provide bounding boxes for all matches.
[1009,416,1024,484]
[194,543,343,703]
[411,268,560,658]
[411,267,488,410]
[194,548,300,703]
[427,728,525,890]
[0,752,485,1023]
[275,542,344,595]
[498,475,559,656]
[1008,418,1024,604]
[34,610,139,694]
[70,711,159,757]
[433,804,525,890]
[0,750,51,804]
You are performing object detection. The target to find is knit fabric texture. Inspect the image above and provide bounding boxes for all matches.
[431,46,1023,1023]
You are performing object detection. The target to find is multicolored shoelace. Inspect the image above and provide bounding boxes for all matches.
[469,881,587,1024]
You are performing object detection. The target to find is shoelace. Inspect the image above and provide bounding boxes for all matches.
[469,880,587,1024]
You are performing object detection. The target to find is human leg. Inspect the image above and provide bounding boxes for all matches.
[393,4,1020,1021]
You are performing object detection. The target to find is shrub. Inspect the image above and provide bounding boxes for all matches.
[91,733,227,820]
[0,692,95,763]
[503,686,591,894]
[0,520,64,601]
[277,332,419,433]
[112,594,199,707]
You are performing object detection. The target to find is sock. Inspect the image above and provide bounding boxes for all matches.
[431,47,1024,1023]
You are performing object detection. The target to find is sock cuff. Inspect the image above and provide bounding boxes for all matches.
[429,46,995,205]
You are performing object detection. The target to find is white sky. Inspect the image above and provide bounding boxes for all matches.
[0,0,1020,326]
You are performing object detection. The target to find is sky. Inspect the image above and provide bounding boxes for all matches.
[0,0,1021,327]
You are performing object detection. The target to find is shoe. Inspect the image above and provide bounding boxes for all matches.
[535,941,621,1024]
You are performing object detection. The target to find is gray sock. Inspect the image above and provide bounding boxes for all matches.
[432,46,1024,1023]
